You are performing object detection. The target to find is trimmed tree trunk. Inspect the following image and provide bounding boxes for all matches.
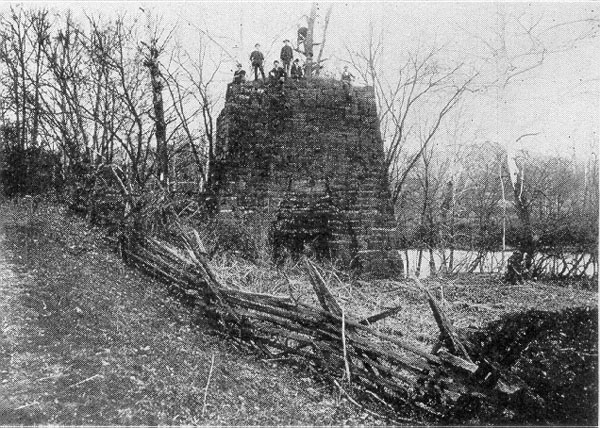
[304,3,317,79]
[506,154,536,272]
[314,5,332,76]
[145,46,168,187]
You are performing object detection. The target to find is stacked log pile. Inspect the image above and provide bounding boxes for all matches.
[123,228,538,421]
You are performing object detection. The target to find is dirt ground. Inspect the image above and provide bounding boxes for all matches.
[0,201,596,425]
[0,202,377,425]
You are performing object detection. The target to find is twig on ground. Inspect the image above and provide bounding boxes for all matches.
[364,389,397,411]
[341,306,351,383]
[201,353,216,417]
[450,300,500,311]
[68,373,103,388]
[35,373,65,382]
[14,401,39,410]
[261,356,292,362]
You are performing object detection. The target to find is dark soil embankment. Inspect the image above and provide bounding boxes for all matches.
[462,306,598,425]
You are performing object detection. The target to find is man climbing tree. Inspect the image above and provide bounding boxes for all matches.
[297,26,307,51]
[296,3,332,79]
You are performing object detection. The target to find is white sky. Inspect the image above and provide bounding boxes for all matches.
[6,1,600,159]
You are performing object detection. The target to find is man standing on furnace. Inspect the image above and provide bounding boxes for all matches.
[280,39,294,78]
[250,43,266,81]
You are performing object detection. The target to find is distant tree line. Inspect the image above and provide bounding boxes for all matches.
[0,6,217,226]
[344,12,599,279]
[396,141,598,278]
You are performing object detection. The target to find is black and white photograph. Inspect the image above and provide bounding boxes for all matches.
[0,1,597,425]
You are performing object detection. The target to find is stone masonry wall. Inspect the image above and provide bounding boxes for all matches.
[210,79,401,276]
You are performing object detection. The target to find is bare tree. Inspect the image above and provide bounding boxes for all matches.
[24,9,50,148]
[0,6,39,148]
[471,7,600,262]
[105,15,154,187]
[165,31,227,189]
[413,140,438,277]
[140,14,174,187]
[302,3,317,78]
[295,3,333,78]
[41,11,92,163]
[314,4,332,76]
[345,30,476,208]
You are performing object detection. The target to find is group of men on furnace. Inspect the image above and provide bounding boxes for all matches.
[233,39,355,86]
[233,40,303,85]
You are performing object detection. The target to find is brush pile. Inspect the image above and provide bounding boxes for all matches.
[122,227,541,422]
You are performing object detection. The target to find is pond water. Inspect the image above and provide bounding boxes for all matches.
[398,248,596,279]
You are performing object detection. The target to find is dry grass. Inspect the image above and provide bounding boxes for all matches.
[209,249,597,353]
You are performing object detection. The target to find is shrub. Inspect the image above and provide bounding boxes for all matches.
[0,138,63,197]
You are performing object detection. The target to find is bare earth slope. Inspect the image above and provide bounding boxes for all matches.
[0,203,371,425]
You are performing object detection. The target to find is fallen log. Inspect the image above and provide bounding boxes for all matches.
[412,277,473,363]
[305,259,343,316]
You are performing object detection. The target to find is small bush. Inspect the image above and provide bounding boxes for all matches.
[0,143,63,197]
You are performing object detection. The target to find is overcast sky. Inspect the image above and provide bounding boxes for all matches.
[8,2,600,159]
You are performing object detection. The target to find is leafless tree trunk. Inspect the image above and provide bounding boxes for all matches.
[26,9,49,148]
[314,5,332,76]
[506,152,536,268]
[169,33,226,190]
[415,248,423,277]
[143,42,168,187]
[304,3,317,79]
[0,6,35,148]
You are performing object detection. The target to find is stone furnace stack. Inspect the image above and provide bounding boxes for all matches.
[209,79,402,276]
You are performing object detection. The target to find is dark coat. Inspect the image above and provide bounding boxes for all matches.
[280,45,293,62]
[297,27,308,42]
[250,50,264,65]
[291,63,303,78]
[341,70,355,82]
[269,66,285,82]
[233,69,246,83]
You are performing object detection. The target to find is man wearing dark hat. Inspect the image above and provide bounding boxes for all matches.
[291,58,303,80]
[233,63,246,84]
[250,43,265,81]
[268,60,285,87]
[341,65,355,86]
[280,39,294,77]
